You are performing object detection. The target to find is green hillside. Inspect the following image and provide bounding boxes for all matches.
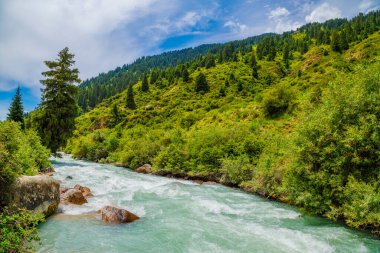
[64,11,380,236]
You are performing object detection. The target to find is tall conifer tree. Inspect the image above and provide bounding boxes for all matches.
[7,86,24,129]
[126,85,136,109]
[141,74,149,92]
[38,47,81,153]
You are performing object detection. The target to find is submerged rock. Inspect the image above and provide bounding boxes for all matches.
[61,189,87,205]
[7,175,60,217]
[136,164,152,174]
[74,184,93,197]
[100,206,139,224]
[66,175,73,180]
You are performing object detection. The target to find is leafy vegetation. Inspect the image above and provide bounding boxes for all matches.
[65,10,380,236]
[0,120,50,252]
[0,208,44,253]
[0,121,51,191]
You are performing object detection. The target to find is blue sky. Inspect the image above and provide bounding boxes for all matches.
[0,0,379,119]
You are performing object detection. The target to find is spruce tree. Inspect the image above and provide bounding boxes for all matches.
[141,74,149,92]
[195,73,209,93]
[38,47,81,153]
[126,85,136,109]
[331,32,341,52]
[250,49,259,79]
[283,43,290,68]
[182,68,190,82]
[7,86,24,129]
[112,104,119,122]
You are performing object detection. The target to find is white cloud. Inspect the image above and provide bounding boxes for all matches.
[269,7,290,18]
[305,3,342,23]
[0,0,178,94]
[224,20,249,34]
[267,6,301,33]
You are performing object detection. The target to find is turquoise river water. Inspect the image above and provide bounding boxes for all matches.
[37,155,380,253]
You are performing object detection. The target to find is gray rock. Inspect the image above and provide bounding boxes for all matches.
[136,164,152,174]
[61,189,87,205]
[100,205,140,224]
[7,175,60,217]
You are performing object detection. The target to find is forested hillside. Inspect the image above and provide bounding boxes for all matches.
[66,10,380,235]
[77,33,274,110]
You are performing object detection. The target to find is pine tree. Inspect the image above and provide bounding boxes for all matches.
[141,74,149,92]
[7,86,24,129]
[340,31,349,50]
[331,31,341,52]
[250,49,259,79]
[38,47,81,153]
[126,85,136,109]
[195,73,209,93]
[112,104,119,122]
[283,43,290,69]
[182,68,190,82]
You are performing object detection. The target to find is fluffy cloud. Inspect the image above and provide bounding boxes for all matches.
[269,7,290,18]
[305,3,342,23]
[224,21,249,34]
[268,6,301,33]
[0,0,165,93]
[0,0,199,95]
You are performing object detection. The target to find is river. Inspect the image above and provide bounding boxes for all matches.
[37,154,380,253]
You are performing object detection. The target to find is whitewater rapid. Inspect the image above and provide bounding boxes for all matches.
[37,155,380,253]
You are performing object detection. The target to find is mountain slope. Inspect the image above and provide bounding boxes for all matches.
[66,25,380,236]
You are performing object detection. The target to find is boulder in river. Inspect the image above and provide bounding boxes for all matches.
[136,164,152,174]
[7,175,60,217]
[74,184,93,197]
[100,205,140,224]
[61,189,87,205]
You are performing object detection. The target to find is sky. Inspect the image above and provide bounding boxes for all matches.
[0,0,379,119]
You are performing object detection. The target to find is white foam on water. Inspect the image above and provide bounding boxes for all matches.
[39,155,380,253]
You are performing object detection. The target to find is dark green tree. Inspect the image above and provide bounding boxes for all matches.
[126,85,136,109]
[340,30,349,50]
[112,104,119,122]
[7,86,24,129]
[141,74,149,92]
[38,47,81,153]
[331,31,341,52]
[195,73,209,93]
[250,49,259,79]
[182,68,190,82]
[283,43,290,68]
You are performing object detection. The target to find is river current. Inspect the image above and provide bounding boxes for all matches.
[37,155,380,253]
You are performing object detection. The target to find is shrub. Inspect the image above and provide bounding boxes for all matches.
[0,121,51,188]
[0,208,44,253]
[220,155,254,185]
[262,84,295,117]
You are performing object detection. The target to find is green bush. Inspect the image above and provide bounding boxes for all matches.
[0,121,51,188]
[220,155,253,185]
[0,208,44,253]
[262,84,295,117]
